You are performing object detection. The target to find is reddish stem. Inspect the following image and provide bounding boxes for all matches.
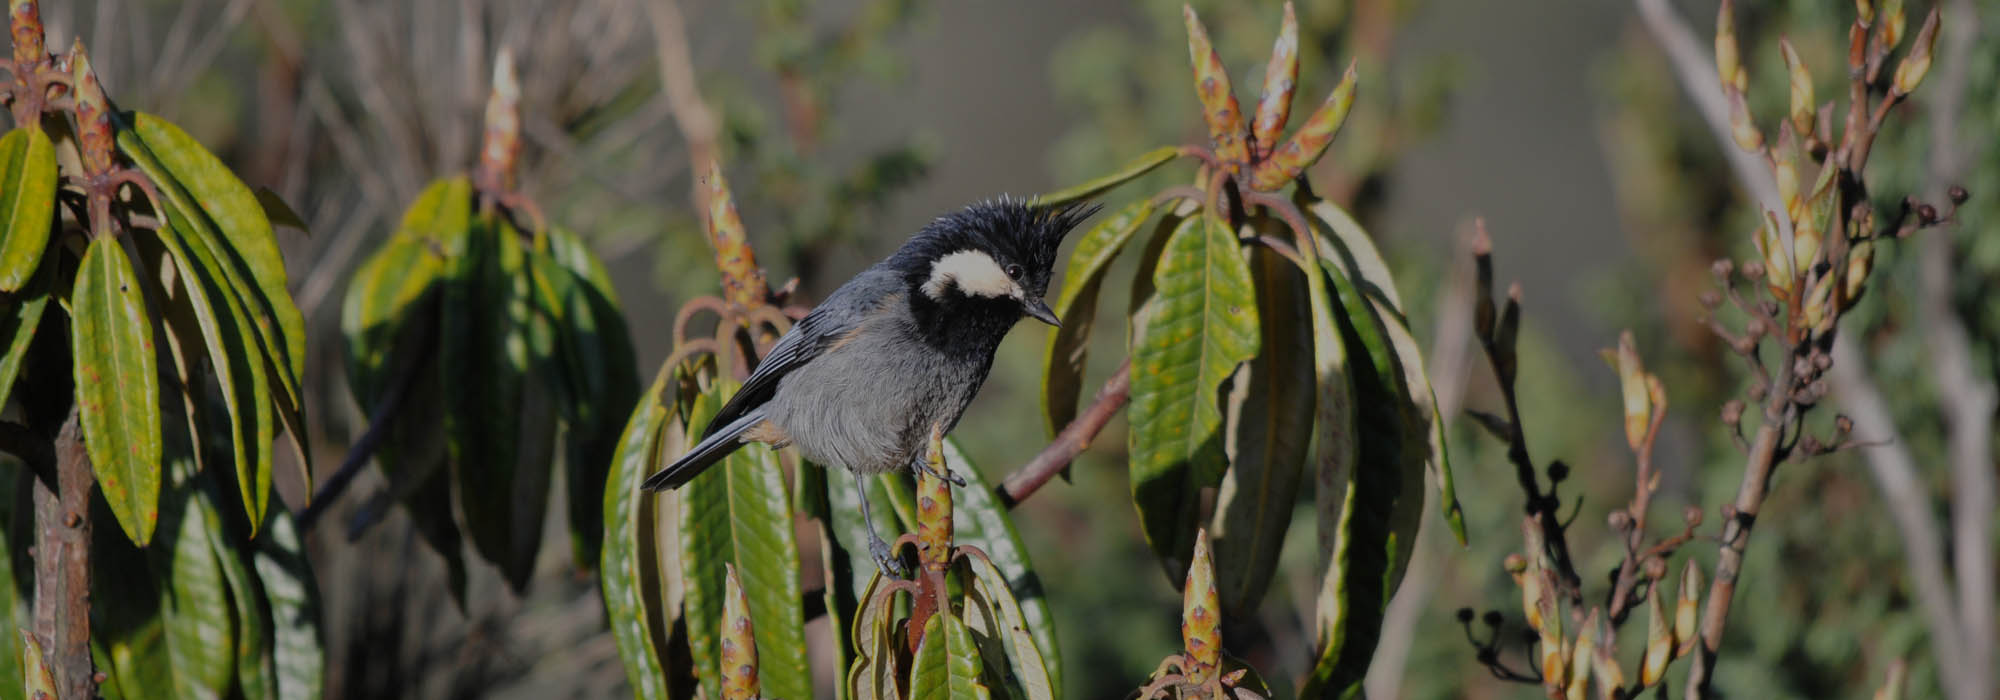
[996,361,1132,508]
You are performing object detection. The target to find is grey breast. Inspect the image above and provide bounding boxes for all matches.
[756,268,960,476]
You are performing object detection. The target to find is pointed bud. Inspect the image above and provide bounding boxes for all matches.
[1643,585,1673,686]
[703,162,772,309]
[1566,608,1599,700]
[1775,126,1802,220]
[1803,272,1837,332]
[1855,0,1875,25]
[1184,5,1251,169]
[477,48,522,195]
[1675,561,1702,656]
[1891,8,1940,96]
[70,40,116,178]
[9,0,45,68]
[916,425,954,573]
[1843,239,1875,307]
[1756,211,1794,296]
[1728,89,1764,152]
[1247,61,1357,191]
[1591,613,1626,697]
[720,564,761,700]
[1611,331,1651,450]
[1879,0,1907,50]
[1715,0,1742,93]
[1250,2,1300,161]
[1473,220,1496,340]
[1182,528,1222,683]
[1781,39,1816,137]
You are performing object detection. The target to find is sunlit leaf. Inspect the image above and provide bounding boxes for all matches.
[251,505,324,700]
[1127,214,1260,577]
[847,574,905,700]
[540,227,639,570]
[909,611,989,700]
[959,552,1056,700]
[73,235,161,545]
[1037,146,1179,207]
[0,126,57,292]
[442,216,539,589]
[1041,199,1155,436]
[601,367,675,700]
[0,259,51,413]
[679,385,810,700]
[940,439,1059,690]
[1213,243,1313,615]
[154,452,236,697]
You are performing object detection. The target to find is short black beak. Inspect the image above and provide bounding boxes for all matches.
[1023,296,1061,327]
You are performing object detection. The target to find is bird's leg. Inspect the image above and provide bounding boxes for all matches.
[913,452,967,488]
[853,473,908,578]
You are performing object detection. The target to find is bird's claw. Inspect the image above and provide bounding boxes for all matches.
[917,460,968,488]
[868,533,908,579]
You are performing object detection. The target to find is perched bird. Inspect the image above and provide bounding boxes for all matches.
[642,197,1097,574]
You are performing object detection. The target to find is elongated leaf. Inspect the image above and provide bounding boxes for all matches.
[73,235,162,545]
[540,227,639,570]
[154,452,237,697]
[1213,244,1313,615]
[0,258,51,412]
[1127,214,1260,576]
[251,506,324,700]
[443,217,538,589]
[0,127,56,292]
[679,386,809,700]
[197,476,274,700]
[1037,146,1178,206]
[1041,199,1155,436]
[122,113,304,403]
[1299,258,1420,699]
[940,439,1059,689]
[602,368,675,699]
[1303,198,1462,542]
[152,216,275,532]
[847,574,905,700]
[960,554,1055,700]
[90,489,171,700]
[910,611,989,700]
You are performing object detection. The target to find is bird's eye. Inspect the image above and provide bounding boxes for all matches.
[1005,263,1024,279]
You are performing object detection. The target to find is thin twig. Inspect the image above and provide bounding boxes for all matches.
[645,0,719,214]
[996,361,1132,508]
[298,319,435,533]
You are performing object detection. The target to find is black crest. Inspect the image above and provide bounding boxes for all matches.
[891,196,1101,297]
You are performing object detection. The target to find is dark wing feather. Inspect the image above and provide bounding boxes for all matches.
[702,265,900,437]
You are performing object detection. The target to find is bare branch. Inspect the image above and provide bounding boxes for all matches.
[996,361,1132,508]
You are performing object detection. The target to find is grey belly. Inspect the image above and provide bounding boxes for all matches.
[761,343,967,474]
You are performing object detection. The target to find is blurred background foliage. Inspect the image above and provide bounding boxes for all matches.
[18,0,1990,697]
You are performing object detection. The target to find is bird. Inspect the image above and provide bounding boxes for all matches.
[642,197,1098,575]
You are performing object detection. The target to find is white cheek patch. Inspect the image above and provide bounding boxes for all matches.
[922,250,1020,300]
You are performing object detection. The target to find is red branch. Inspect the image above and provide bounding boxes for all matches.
[996,361,1132,508]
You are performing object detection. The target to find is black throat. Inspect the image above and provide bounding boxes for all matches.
[905,291,1021,358]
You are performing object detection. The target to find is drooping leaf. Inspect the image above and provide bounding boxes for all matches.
[153,451,237,697]
[0,259,51,413]
[251,506,324,700]
[959,553,1056,700]
[197,475,275,700]
[940,439,1059,690]
[121,113,305,405]
[679,386,810,700]
[601,368,675,700]
[150,218,275,532]
[1213,243,1313,615]
[539,227,639,570]
[442,216,538,590]
[1036,146,1179,207]
[90,487,171,700]
[909,611,989,700]
[1127,214,1260,577]
[1304,197,1462,543]
[73,235,162,545]
[1040,199,1155,436]
[0,127,57,292]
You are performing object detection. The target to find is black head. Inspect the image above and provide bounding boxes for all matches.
[892,197,1099,328]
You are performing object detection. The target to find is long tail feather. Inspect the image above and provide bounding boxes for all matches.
[641,409,763,491]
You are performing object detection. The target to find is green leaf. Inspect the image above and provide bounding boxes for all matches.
[1303,198,1461,543]
[73,235,162,545]
[1126,214,1259,577]
[1037,146,1179,206]
[0,259,51,413]
[679,386,810,700]
[339,217,466,604]
[538,228,639,571]
[1213,243,1314,615]
[1040,199,1155,436]
[150,218,276,532]
[0,127,57,292]
[846,573,905,700]
[251,505,324,700]
[602,368,675,700]
[442,217,541,590]
[197,475,275,700]
[940,439,1059,690]
[154,451,238,697]
[121,113,305,407]
[90,521,171,700]
[909,611,989,700]
[959,553,1055,700]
